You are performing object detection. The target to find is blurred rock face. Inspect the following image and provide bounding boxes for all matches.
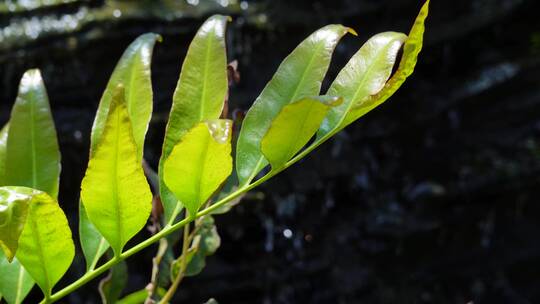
[1,0,540,303]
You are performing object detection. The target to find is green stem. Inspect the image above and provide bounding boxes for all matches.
[159,223,190,303]
[41,128,337,304]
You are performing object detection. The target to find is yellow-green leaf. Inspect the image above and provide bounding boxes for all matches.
[262,96,342,169]
[3,187,74,299]
[159,15,230,223]
[317,32,407,137]
[79,201,109,271]
[327,0,429,132]
[236,24,354,186]
[163,120,233,218]
[5,69,61,199]
[81,87,153,256]
[81,33,159,269]
[0,187,30,261]
[90,33,161,159]
[0,251,34,304]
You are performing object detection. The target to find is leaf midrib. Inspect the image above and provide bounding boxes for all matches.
[29,205,51,296]
[112,106,123,253]
[198,31,214,120]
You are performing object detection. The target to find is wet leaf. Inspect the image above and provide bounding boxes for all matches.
[317,32,407,137]
[163,120,233,218]
[5,69,61,198]
[99,260,128,304]
[159,15,230,223]
[262,96,342,169]
[236,24,354,185]
[81,87,152,256]
[3,187,75,299]
[0,251,34,304]
[81,33,160,269]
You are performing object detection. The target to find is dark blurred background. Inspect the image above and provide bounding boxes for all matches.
[1,0,540,303]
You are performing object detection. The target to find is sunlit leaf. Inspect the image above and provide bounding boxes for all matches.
[322,0,429,133]
[159,15,230,223]
[236,24,354,186]
[0,187,30,261]
[163,120,232,218]
[262,96,342,169]
[5,69,61,198]
[90,33,161,158]
[81,86,153,256]
[0,251,34,304]
[317,32,407,137]
[2,187,75,299]
[0,123,9,185]
[81,33,160,269]
[99,260,128,304]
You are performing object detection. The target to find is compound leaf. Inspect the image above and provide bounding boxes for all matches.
[236,24,354,186]
[81,33,160,269]
[81,87,153,256]
[159,15,230,223]
[317,32,407,137]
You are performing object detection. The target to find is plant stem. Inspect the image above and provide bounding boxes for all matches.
[42,130,335,304]
[159,223,190,303]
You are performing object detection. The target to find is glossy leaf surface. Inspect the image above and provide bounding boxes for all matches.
[164,120,232,217]
[236,24,353,185]
[325,0,429,132]
[81,33,159,268]
[159,15,229,222]
[0,187,30,261]
[90,33,160,158]
[0,123,8,185]
[4,187,74,298]
[262,96,342,169]
[0,251,34,304]
[81,88,152,255]
[5,69,61,198]
[317,32,407,137]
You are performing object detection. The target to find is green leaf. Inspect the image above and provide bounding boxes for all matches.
[81,86,153,256]
[0,251,34,304]
[204,299,219,304]
[321,0,429,134]
[163,120,233,218]
[99,260,128,304]
[117,288,166,304]
[90,33,161,159]
[81,33,160,269]
[262,96,343,169]
[5,69,61,198]
[236,24,354,186]
[0,123,9,185]
[2,187,74,299]
[79,201,109,271]
[170,217,221,279]
[159,15,230,223]
[0,187,31,261]
[317,32,407,137]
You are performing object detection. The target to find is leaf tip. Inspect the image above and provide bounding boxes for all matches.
[346,27,358,36]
